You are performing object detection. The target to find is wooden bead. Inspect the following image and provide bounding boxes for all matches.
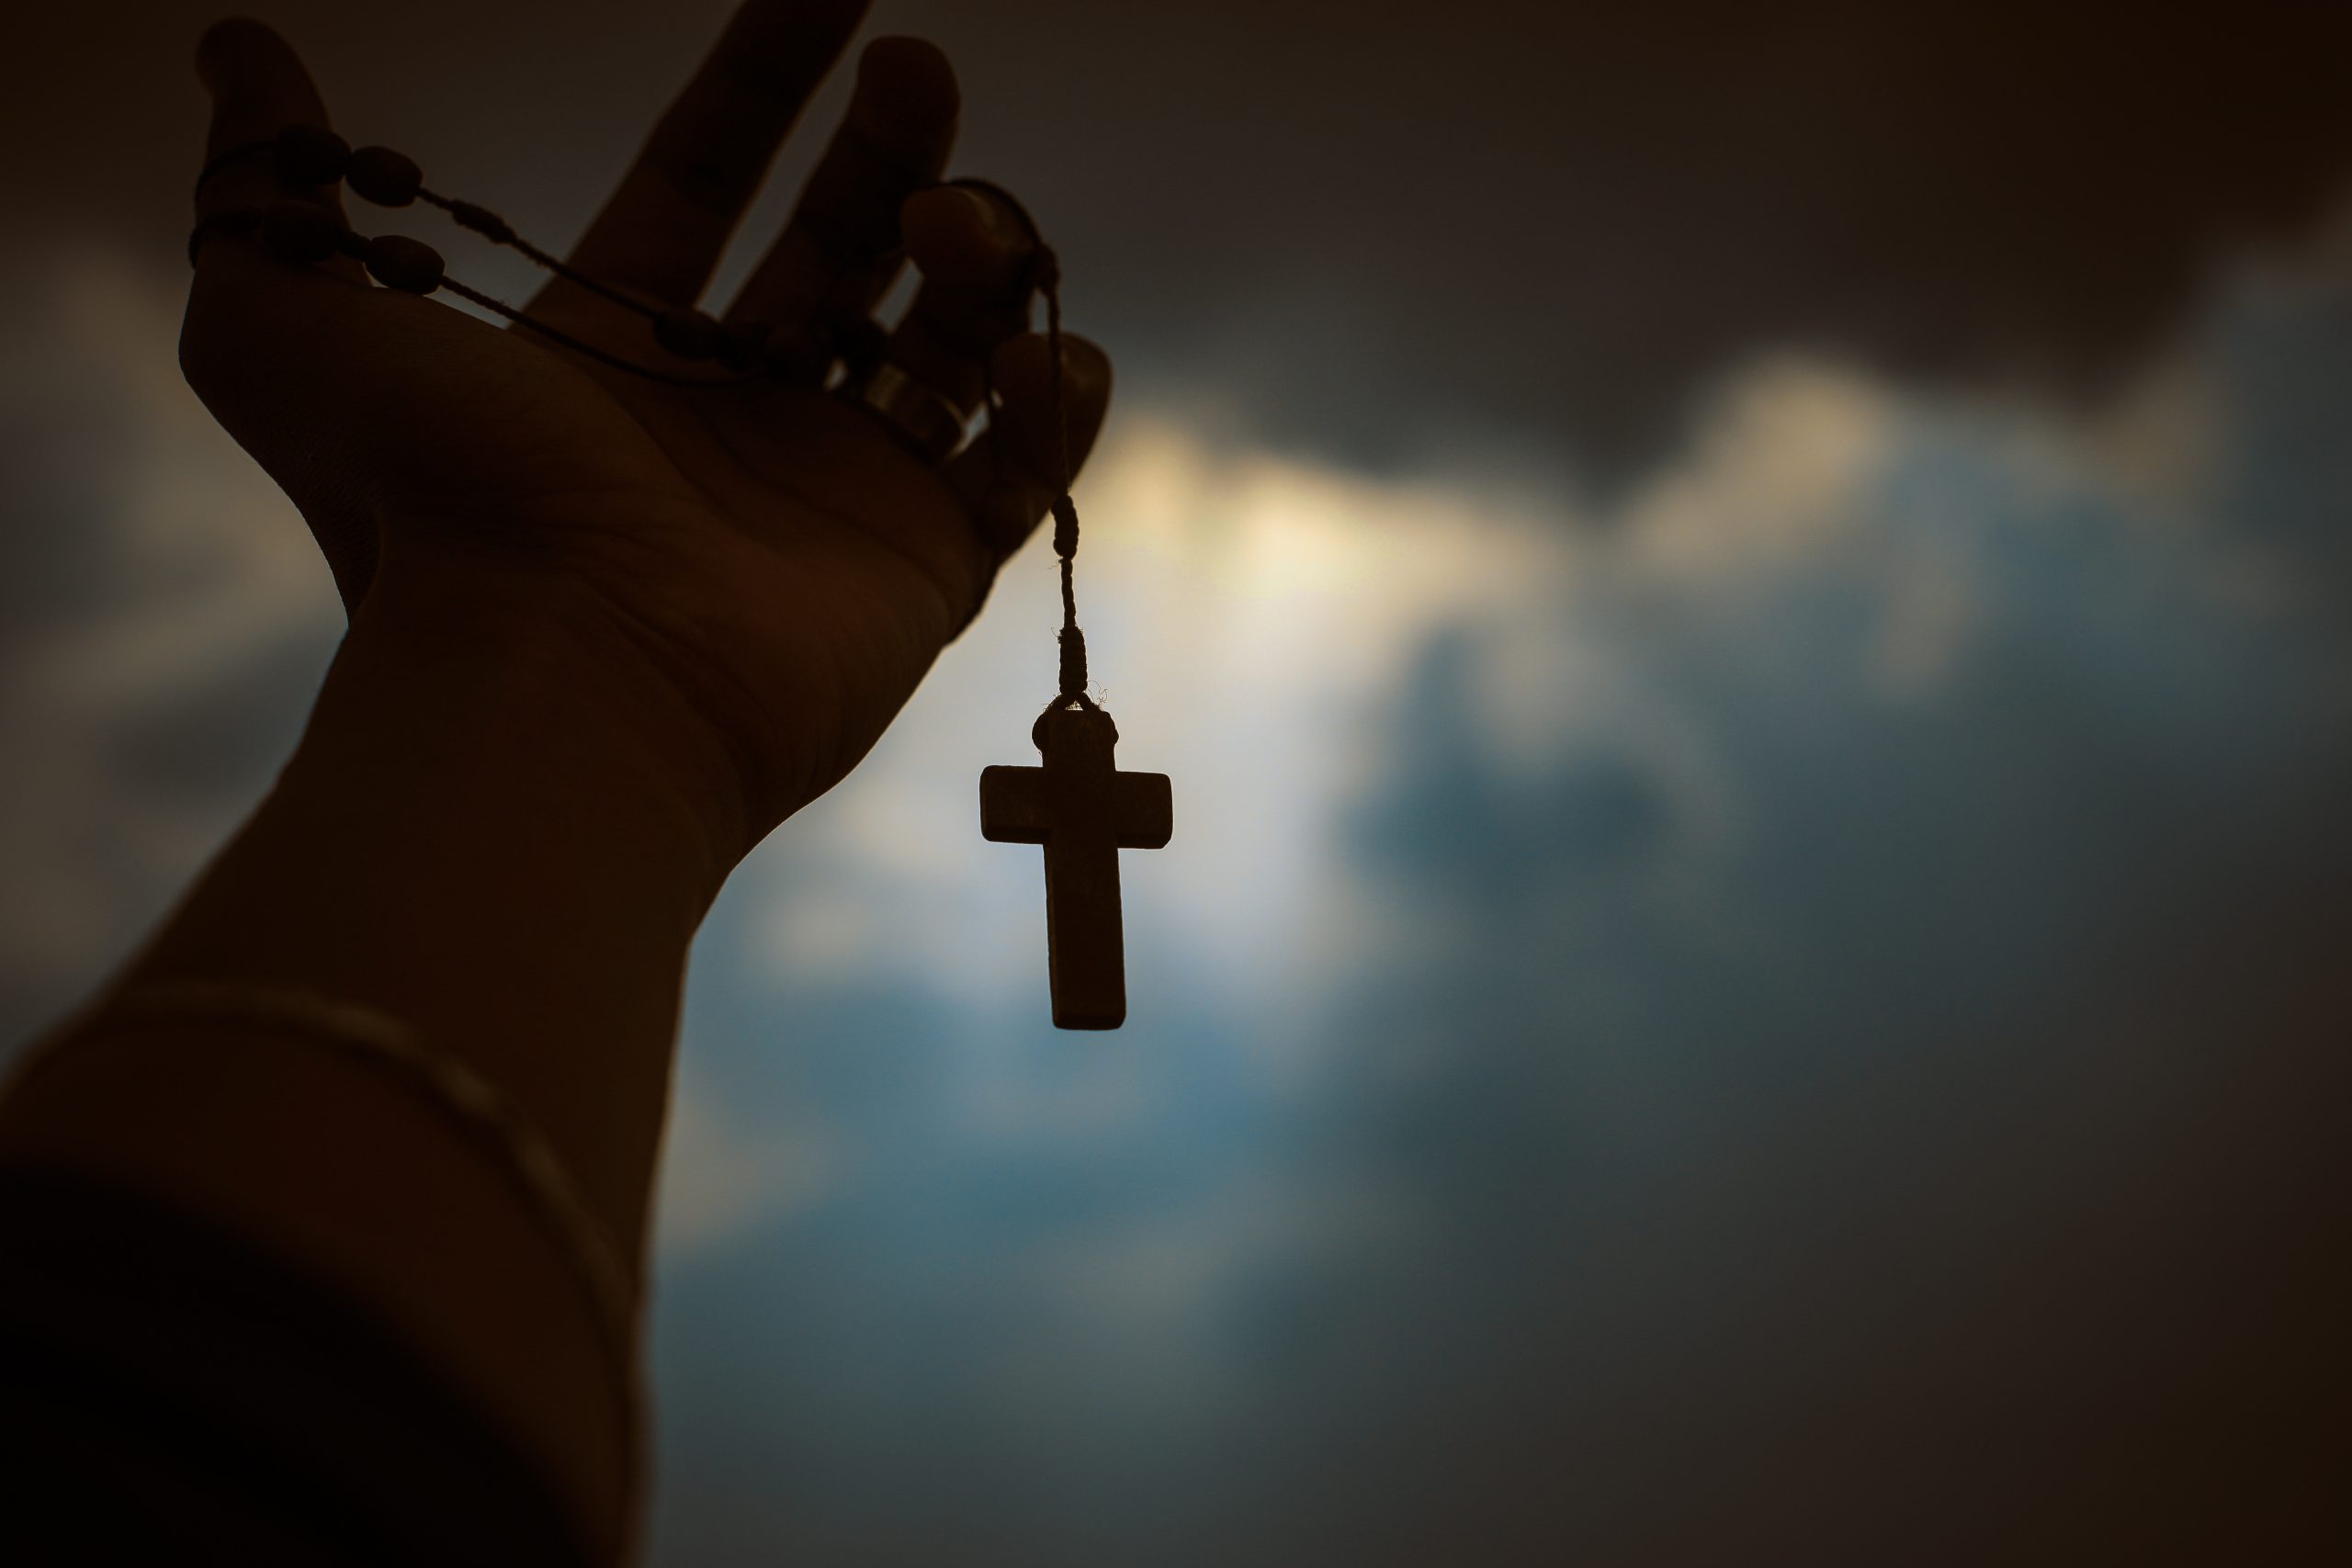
[654,309,725,361]
[345,146,423,208]
[273,124,350,187]
[363,233,446,293]
[260,199,347,265]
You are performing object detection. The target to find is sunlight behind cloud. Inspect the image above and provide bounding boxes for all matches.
[736,412,1587,1021]
[729,334,2274,1053]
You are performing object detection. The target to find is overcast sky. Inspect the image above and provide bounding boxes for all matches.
[6,5,2352,1562]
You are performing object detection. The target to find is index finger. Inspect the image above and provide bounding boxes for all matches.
[562,0,871,308]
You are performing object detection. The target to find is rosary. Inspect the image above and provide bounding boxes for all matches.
[195,126,1171,1030]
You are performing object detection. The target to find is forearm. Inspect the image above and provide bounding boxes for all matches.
[122,545,747,1249]
[0,540,755,1553]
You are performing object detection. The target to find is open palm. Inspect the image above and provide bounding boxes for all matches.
[180,3,1110,828]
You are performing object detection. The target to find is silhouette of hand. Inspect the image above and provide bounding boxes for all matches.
[180,4,1111,847]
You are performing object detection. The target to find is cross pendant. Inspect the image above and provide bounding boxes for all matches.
[980,703,1172,1029]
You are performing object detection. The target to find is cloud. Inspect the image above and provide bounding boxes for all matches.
[6,16,2352,1551]
[646,231,2352,1563]
[1226,259,2352,1563]
[655,1066,845,1258]
[0,250,337,1044]
[23,3,2352,491]
[880,0,2352,477]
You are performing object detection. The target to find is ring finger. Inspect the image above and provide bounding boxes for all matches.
[879,179,1043,415]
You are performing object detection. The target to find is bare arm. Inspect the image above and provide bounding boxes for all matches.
[0,3,1111,1557]
[0,564,723,1551]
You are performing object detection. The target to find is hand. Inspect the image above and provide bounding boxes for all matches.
[179,3,1113,853]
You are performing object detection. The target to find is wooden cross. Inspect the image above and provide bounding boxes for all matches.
[980,703,1172,1029]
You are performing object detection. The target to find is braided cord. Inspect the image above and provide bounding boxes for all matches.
[944,177,1091,712]
[1044,266,1090,706]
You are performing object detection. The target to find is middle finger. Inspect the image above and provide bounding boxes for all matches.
[721,36,959,366]
[874,179,1043,415]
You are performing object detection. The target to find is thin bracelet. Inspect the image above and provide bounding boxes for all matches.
[2,979,646,1529]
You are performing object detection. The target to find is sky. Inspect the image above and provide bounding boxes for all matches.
[5,4,2352,1562]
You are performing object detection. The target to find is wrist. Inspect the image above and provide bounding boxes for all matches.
[118,525,765,1256]
[340,529,764,880]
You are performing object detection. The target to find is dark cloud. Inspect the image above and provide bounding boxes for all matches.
[1283,635,2352,1564]
[0,255,334,1044]
[0,276,147,646]
[912,0,2352,474]
[12,2,2351,483]
[638,276,2352,1562]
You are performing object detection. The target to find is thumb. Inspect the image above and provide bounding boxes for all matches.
[184,19,382,605]
[189,18,352,252]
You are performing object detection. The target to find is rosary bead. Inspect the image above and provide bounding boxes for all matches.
[363,233,446,293]
[653,309,726,361]
[273,124,351,187]
[260,199,349,265]
[345,145,423,208]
